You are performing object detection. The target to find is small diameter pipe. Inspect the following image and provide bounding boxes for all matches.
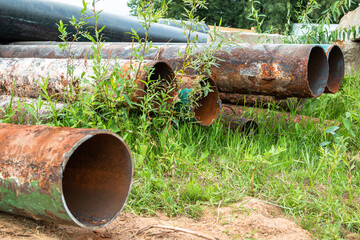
[220,104,258,133]
[222,104,339,127]
[321,44,345,93]
[219,93,306,111]
[177,75,221,126]
[0,58,175,103]
[0,123,132,229]
[0,43,329,98]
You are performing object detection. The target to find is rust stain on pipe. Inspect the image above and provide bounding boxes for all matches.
[322,44,345,93]
[0,43,329,98]
[0,123,132,229]
[177,75,221,126]
[212,44,329,98]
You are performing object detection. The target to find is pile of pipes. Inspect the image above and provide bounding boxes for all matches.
[0,42,345,129]
[0,0,345,231]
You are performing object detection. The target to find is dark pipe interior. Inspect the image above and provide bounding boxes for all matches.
[62,134,132,227]
[326,46,345,93]
[307,46,329,97]
[194,77,221,126]
[149,62,176,105]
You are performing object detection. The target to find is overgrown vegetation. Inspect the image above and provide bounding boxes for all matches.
[0,0,360,239]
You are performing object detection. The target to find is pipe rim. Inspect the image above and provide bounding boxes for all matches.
[60,130,133,230]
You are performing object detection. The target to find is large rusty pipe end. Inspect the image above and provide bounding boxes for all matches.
[0,124,132,230]
[323,45,345,93]
[127,61,176,105]
[178,75,221,126]
[194,77,221,126]
[61,132,132,229]
[307,46,329,97]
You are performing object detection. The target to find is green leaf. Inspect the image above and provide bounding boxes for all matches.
[342,118,356,138]
[99,25,106,33]
[320,141,331,147]
[326,126,339,135]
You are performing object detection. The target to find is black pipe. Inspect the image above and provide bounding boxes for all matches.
[0,0,207,43]
[158,19,210,33]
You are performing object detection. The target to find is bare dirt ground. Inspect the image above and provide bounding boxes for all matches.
[0,198,312,240]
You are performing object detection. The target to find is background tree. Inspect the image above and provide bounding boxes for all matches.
[128,0,360,33]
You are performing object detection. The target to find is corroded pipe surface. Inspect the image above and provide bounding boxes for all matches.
[177,75,221,126]
[222,104,338,127]
[0,58,175,103]
[214,44,329,98]
[219,93,306,111]
[0,123,132,229]
[0,43,329,98]
[321,44,345,93]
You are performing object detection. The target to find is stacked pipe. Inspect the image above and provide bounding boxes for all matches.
[218,44,344,129]
[0,42,344,128]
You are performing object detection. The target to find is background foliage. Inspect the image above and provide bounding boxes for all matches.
[128,0,360,32]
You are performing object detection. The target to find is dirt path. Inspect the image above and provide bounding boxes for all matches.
[0,198,312,240]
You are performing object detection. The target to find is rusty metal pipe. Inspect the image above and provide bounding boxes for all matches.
[220,105,258,133]
[0,123,132,229]
[214,44,329,98]
[321,45,345,93]
[222,104,339,127]
[177,75,221,126]
[0,58,175,103]
[0,43,329,98]
[219,93,306,111]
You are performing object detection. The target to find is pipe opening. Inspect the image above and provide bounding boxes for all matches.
[307,46,329,97]
[326,45,345,93]
[194,77,221,126]
[148,62,176,105]
[62,133,132,228]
